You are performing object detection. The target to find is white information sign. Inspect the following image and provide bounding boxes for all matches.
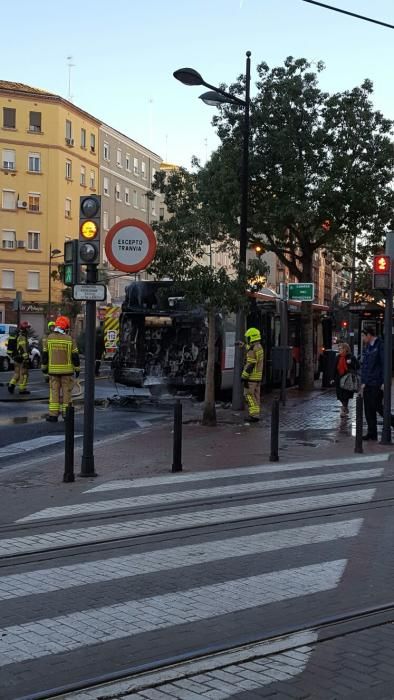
[72,284,107,302]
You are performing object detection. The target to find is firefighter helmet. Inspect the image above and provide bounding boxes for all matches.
[55,316,70,331]
[48,321,55,330]
[245,327,261,343]
[19,321,31,331]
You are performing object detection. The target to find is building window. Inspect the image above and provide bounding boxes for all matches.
[65,159,72,180]
[133,190,138,207]
[28,194,40,212]
[90,133,96,153]
[103,176,109,196]
[65,119,72,140]
[140,193,146,210]
[65,198,72,218]
[1,230,16,249]
[115,183,121,201]
[103,211,109,230]
[125,154,130,171]
[141,161,146,179]
[90,171,95,189]
[152,167,156,185]
[81,128,86,149]
[27,271,40,290]
[2,270,15,289]
[27,231,40,250]
[133,157,139,175]
[2,190,16,209]
[80,166,86,186]
[28,153,41,172]
[116,148,122,167]
[3,108,16,129]
[29,111,41,132]
[103,142,110,161]
[2,149,16,170]
[159,206,165,222]
[115,215,120,224]
[151,198,156,216]
[125,187,130,204]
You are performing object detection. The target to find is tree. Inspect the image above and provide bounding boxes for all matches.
[151,166,268,426]
[210,57,394,388]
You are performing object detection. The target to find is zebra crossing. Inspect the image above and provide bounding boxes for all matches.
[0,454,387,699]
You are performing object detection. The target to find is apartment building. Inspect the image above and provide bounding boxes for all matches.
[0,81,99,333]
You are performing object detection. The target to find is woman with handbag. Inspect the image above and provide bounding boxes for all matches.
[333,343,360,417]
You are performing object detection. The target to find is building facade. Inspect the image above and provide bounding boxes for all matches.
[0,81,99,334]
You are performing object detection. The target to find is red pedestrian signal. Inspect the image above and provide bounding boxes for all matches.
[321,219,331,232]
[372,255,392,290]
[341,320,348,329]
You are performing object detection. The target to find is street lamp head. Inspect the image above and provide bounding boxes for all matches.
[173,68,204,86]
[199,91,230,107]
[51,248,61,257]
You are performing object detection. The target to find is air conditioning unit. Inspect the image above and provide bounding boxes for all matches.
[17,240,26,248]
[17,201,27,209]
[65,137,74,146]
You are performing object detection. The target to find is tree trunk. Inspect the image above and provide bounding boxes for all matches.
[202,308,217,426]
[298,254,315,390]
[298,301,314,390]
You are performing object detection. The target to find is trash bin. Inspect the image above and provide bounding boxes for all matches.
[321,349,337,388]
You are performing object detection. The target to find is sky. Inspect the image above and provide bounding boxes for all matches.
[2,0,393,167]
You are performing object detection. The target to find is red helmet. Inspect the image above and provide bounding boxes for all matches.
[19,321,31,330]
[55,316,70,331]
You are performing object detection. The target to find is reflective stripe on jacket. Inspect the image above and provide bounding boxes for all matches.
[241,342,264,381]
[42,332,80,375]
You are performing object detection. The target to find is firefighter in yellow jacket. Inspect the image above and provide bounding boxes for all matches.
[241,327,264,422]
[41,316,80,422]
[7,321,31,395]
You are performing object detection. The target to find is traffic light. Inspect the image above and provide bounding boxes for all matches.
[62,240,79,286]
[372,254,391,290]
[321,219,331,232]
[340,320,348,330]
[78,195,101,267]
[251,242,264,257]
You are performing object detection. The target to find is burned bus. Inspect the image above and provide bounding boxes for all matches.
[112,281,330,394]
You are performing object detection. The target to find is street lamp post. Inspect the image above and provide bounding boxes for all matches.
[174,51,251,410]
[48,243,62,322]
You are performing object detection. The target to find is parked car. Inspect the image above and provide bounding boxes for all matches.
[0,336,41,371]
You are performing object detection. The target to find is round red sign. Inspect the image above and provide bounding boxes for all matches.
[104,219,157,273]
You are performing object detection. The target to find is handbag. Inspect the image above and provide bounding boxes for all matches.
[339,372,360,392]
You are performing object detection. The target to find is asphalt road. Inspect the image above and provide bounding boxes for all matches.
[0,368,172,468]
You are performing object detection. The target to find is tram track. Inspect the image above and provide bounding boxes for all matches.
[1,476,394,568]
[16,598,394,700]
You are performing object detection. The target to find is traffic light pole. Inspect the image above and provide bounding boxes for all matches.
[381,232,394,445]
[80,264,97,476]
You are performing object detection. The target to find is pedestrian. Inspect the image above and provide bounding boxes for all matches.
[41,316,80,422]
[43,321,56,383]
[241,327,264,422]
[7,321,31,395]
[361,325,385,441]
[333,342,359,417]
[95,324,105,377]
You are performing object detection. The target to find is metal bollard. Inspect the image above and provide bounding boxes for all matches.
[63,404,75,482]
[270,399,280,462]
[354,394,363,454]
[172,400,183,473]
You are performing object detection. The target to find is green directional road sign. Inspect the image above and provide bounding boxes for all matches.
[288,283,315,301]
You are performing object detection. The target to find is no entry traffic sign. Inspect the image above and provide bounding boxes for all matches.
[105,219,157,273]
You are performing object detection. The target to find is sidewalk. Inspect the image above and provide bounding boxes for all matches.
[1,382,393,522]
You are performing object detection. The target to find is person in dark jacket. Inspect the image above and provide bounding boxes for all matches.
[361,326,385,441]
[333,342,359,417]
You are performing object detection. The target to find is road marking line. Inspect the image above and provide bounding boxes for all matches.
[1,490,375,558]
[0,560,346,668]
[0,520,361,600]
[0,434,82,458]
[85,454,390,492]
[19,469,383,522]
